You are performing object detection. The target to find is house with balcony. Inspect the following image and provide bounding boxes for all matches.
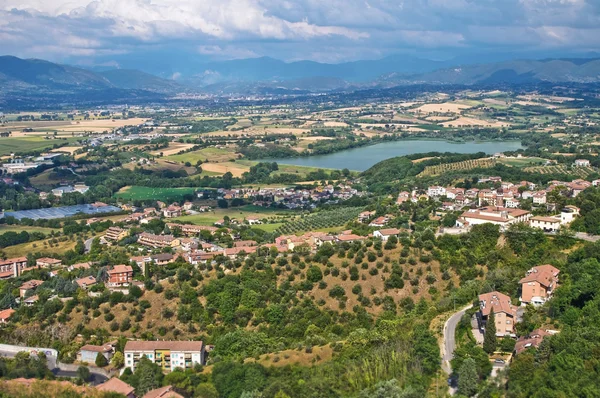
[124,340,206,372]
[478,291,518,337]
[519,264,560,306]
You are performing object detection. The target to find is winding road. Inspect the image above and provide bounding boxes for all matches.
[441,304,473,394]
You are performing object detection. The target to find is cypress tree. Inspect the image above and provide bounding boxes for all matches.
[483,311,497,354]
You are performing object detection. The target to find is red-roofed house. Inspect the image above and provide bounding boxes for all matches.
[514,329,554,355]
[0,308,15,323]
[478,291,518,336]
[519,264,560,306]
[107,265,134,287]
[96,378,135,398]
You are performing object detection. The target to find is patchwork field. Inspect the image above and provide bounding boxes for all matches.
[0,137,79,156]
[414,102,470,114]
[441,116,511,128]
[174,206,290,226]
[168,147,238,163]
[523,165,596,178]
[115,186,198,201]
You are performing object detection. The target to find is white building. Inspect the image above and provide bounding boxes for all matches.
[532,191,547,205]
[574,159,590,167]
[124,341,206,372]
[373,228,401,241]
[530,216,561,232]
[457,207,531,231]
[427,186,446,198]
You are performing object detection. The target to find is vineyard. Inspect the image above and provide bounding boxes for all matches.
[523,165,596,178]
[274,207,363,235]
[420,158,497,176]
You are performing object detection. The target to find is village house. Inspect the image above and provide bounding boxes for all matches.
[143,385,185,398]
[246,217,262,225]
[373,228,401,241]
[427,186,447,198]
[530,216,561,232]
[75,276,97,290]
[68,262,91,272]
[0,308,15,324]
[106,264,134,287]
[0,257,29,279]
[96,378,135,398]
[574,159,590,167]
[478,291,518,337]
[514,329,556,355]
[19,280,43,298]
[124,340,206,372]
[560,205,579,224]
[23,295,39,306]
[396,191,410,205]
[163,205,183,218]
[368,216,390,227]
[36,257,62,268]
[79,342,114,363]
[358,211,375,223]
[532,191,547,205]
[519,264,560,306]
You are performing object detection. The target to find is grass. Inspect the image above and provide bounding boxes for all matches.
[0,225,60,234]
[115,186,197,202]
[497,157,547,167]
[168,147,237,164]
[0,137,79,156]
[253,223,284,232]
[174,206,290,226]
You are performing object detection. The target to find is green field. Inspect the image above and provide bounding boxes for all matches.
[168,147,237,164]
[115,186,197,201]
[235,160,341,176]
[0,137,79,156]
[498,157,547,167]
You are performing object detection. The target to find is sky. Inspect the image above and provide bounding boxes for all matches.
[1,0,600,67]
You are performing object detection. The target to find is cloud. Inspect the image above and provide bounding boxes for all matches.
[0,0,599,64]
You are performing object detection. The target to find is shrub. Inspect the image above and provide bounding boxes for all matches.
[329,285,346,298]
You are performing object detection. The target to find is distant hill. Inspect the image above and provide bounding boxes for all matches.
[185,55,445,87]
[380,58,600,86]
[0,56,185,107]
[99,69,184,93]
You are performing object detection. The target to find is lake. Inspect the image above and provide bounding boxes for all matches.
[262,140,523,171]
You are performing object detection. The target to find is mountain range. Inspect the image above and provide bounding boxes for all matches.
[2,54,600,107]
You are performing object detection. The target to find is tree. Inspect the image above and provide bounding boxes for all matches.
[111,352,124,368]
[134,356,163,395]
[458,358,479,397]
[483,311,497,354]
[306,266,323,283]
[95,353,108,367]
[77,365,91,382]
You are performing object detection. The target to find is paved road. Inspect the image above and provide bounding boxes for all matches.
[0,349,108,386]
[441,304,473,395]
[84,237,95,253]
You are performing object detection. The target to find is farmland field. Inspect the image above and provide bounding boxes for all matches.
[498,157,547,167]
[115,186,197,201]
[0,137,79,156]
[174,206,290,226]
[523,165,597,178]
[420,158,497,176]
[168,147,238,163]
[274,207,363,235]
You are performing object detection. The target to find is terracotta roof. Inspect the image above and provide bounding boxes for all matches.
[20,280,43,290]
[519,264,560,287]
[108,264,133,275]
[36,257,61,264]
[336,234,365,241]
[143,385,184,398]
[96,378,135,396]
[70,262,91,269]
[378,228,401,236]
[479,291,516,317]
[531,216,560,223]
[80,343,112,353]
[125,340,204,352]
[0,308,15,320]
[75,276,97,288]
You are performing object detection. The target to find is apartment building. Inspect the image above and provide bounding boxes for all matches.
[0,257,29,279]
[104,226,128,242]
[124,341,206,372]
[138,232,180,248]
